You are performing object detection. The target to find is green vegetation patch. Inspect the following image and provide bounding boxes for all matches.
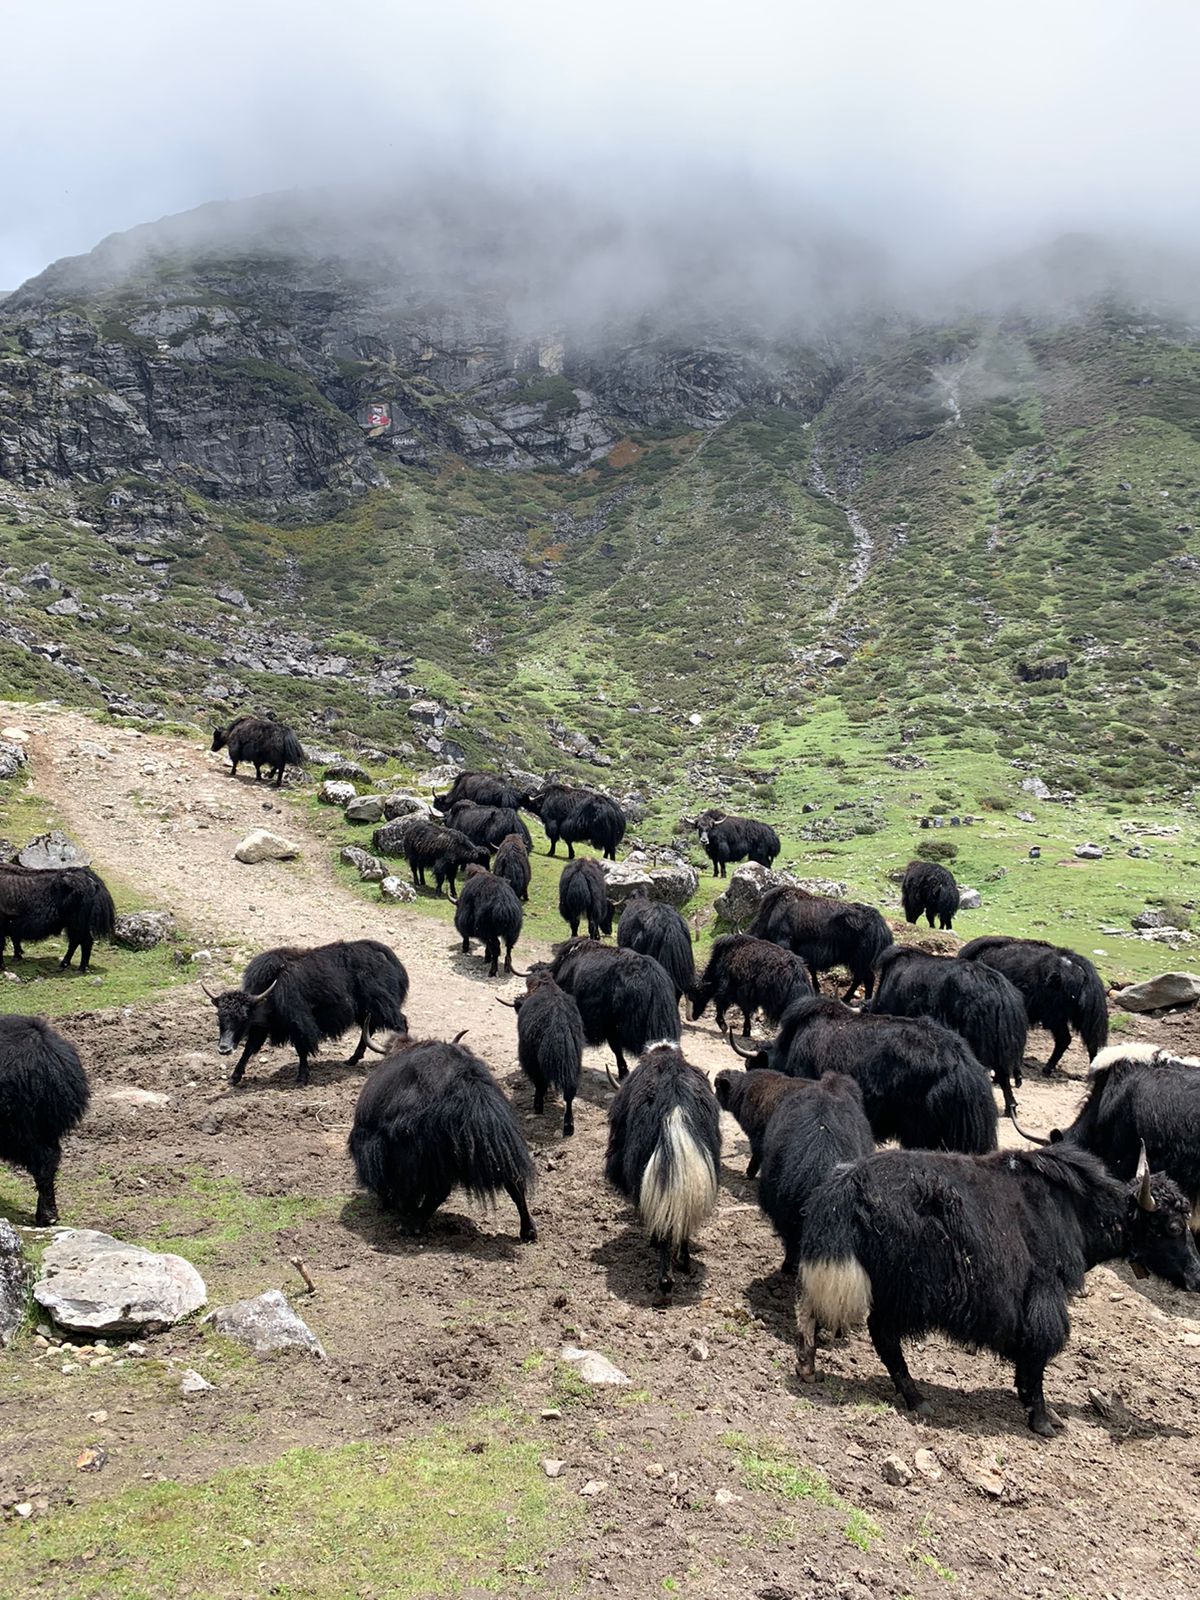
[0,1429,575,1598]
[725,1434,881,1552]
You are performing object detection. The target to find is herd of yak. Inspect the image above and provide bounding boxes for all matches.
[1,719,1199,1440]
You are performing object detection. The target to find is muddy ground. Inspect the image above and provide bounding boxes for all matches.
[2,710,1200,1599]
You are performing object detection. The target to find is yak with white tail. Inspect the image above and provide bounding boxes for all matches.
[605,1042,721,1293]
[796,1141,1200,1435]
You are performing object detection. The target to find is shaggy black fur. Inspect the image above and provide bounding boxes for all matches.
[455,865,523,977]
[403,823,491,898]
[617,893,695,1000]
[797,1143,1200,1433]
[433,771,529,813]
[871,945,1027,1117]
[605,1044,721,1291]
[689,933,812,1036]
[731,995,998,1155]
[713,1067,806,1178]
[548,939,680,1078]
[959,935,1108,1073]
[694,811,781,878]
[491,834,532,903]
[211,715,305,786]
[0,864,116,972]
[558,858,613,940]
[349,1036,536,1240]
[756,1072,874,1274]
[526,787,626,860]
[445,801,533,851]
[901,860,961,930]
[0,1014,90,1224]
[210,939,409,1086]
[511,973,585,1136]
[747,887,893,1001]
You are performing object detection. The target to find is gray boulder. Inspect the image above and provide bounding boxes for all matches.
[318,779,357,806]
[113,911,177,951]
[1132,909,1170,931]
[18,830,90,869]
[206,1289,324,1358]
[323,760,371,783]
[600,856,698,908]
[0,740,28,780]
[713,862,846,931]
[380,875,416,904]
[340,845,386,882]
[372,815,429,858]
[0,1221,26,1347]
[1074,843,1104,860]
[345,794,384,824]
[1113,973,1200,1013]
[234,830,300,864]
[957,888,982,910]
[382,793,433,822]
[33,1230,207,1333]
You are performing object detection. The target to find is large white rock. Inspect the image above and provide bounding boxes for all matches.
[33,1230,207,1333]
[1114,973,1200,1013]
[383,793,432,822]
[713,862,847,930]
[318,779,356,807]
[206,1289,325,1358]
[234,830,301,864]
[345,794,384,823]
[560,1344,630,1385]
[380,875,416,904]
[600,856,698,908]
[0,1221,26,1347]
[957,887,982,910]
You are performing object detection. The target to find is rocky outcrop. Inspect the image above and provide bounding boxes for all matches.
[713,863,847,931]
[0,1222,26,1347]
[600,854,698,908]
[33,1230,207,1333]
[234,830,300,863]
[1113,973,1200,1012]
[112,911,177,950]
[206,1290,324,1358]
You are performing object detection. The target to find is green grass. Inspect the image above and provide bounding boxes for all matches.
[0,1429,575,1598]
[724,1435,881,1553]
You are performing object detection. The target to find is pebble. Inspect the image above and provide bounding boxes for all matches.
[644,1462,665,1479]
[688,1339,710,1362]
[881,1454,912,1487]
[579,1479,607,1497]
[714,1487,740,1506]
[87,1410,108,1424]
[541,1459,566,1478]
[913,1448,942,1483]
[540,1408,562,1420]
[180,1370,213,1395]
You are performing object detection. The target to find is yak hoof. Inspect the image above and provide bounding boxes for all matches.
[520,1223,538,1244]
[909,1398,934,1422]
[1029,1408,1061,1438]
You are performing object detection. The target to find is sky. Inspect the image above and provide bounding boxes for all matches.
[2,0,1198,290]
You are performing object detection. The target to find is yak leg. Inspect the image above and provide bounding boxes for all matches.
[796,1296,818,1378]
[566,840,576,860]
[461,933,471,954]
[546,835,557,857]
[29,1146,61,1226]
[841,975,861,1003]
[533,1085,546,1115]
[273,765,284,788]
[346,1017,371,1066]
[741,1008,753,1038]
[613,1046,629,1080]
[1043,1023,1072,1077]
[562,1094,575,1137]
[503,941,515,975]
[678,1239,692,1275]
[869,1314,932,1419]
[60,936,79,971]
[746,1152,761,1179]
[504,1178,538,1243]
[254,764,263,782]
[77,936,94,974]
[1017,1288,1068,1435]
[486,936,500,978]
[229,1028,267,1085]
[780,1236,800,1277]
[1016,1350,1062,1437]
[657,1240,674,1293]
[295,1051,312,1087]
[228,758,239,778]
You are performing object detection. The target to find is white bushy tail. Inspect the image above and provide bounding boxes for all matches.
[639,1105,717,1249]
[799,1256,872,1334]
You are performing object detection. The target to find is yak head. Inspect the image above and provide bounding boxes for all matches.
[205,984,270,1055]
[727,1032,772,1072]
[1125,1145,1200,1291]
[210,726,229,753]
[431,791,452,813]
[714,1068,744,1111]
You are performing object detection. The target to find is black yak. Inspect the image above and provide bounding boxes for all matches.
[1047,1043,1200,1227]
[445,801,533,852]
[211,715,305,787]
[403,822,491,898]
[434,771,529,813]
[502,972,585,1136]
[526,786,626,860]
[605,1042,721,1292]
[747,886,893,1001]
[796,1142,1200,1433]
[714,1067,806,1178]
[208,938,409,1085]
[492,833,531,903]
[959,936,1108,1074]
[455,865,524,977]
[241,945,305,994]
[0,864,116,972]
[349,1034,536,1241]
[558,858,613,941]
[694,810,781,878]
[871,945,1027,1117]
[0,1015,90,1224]
[547,939,680,1079]
[617,892,695,1000]
[757,1073,874,1274]
[901,860,960,930]
[689,934,812,1037]
[729,996,998,1155]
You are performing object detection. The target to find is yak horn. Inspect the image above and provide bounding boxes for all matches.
[495,997,518,1009]
[452,1029,469,1044]
[1010,1113,1051,1147]
[364,1036,396,1054]
[604,1061,619,1090]
[247,978,278,1003]
[727,1033,759,1059]
[200,982,219,1001]
[508,965,528,978]
[1135,1140,1156,1212]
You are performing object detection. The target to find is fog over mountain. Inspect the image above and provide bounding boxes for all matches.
[4,0,1199,319]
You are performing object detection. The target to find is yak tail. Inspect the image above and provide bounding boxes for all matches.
[797,1177,872,1334]
[281,730,306,767]
[541,1027,582,1100]
[930,1067,998,1155]
[348,1127,390,1195]
[451,1088,536,1203]
[657,921,697,998]
[82,872,116,938]
[638,1105,718,1250]
[1070,959,1109,1059]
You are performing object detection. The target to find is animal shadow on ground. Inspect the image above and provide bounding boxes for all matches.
[745,1270,801,1345]
[591,1223,710,1310]
[4,955,105,981]
[339,1193,526,1262]
[217,1051,372,1093]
